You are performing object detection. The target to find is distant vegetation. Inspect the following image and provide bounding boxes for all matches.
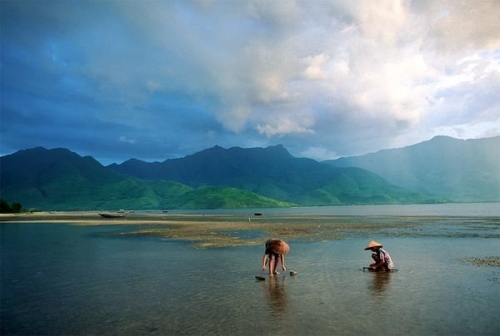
[0,147,297,211]
[0,198,23,213]
[4,138,487,211]
[107,144,439,208]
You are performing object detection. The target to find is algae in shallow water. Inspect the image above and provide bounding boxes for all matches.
[461,256,500,267]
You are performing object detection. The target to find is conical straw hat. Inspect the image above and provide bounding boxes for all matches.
[266,239,290,255]
[364,240,383,250]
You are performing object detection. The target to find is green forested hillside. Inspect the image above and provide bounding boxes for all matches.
[295,167,436,205]
[108,144,437,206]
[0,147,294,210]
[0,145,441,211]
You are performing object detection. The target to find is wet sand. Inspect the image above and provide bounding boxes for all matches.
[0,211,373,247]
[2,211,499,255]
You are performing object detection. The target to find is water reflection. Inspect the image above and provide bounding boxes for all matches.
[368,272,392,294]
[262,276,288,318]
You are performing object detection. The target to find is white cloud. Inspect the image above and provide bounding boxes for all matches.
[422,0,500,52]
[353,0,408,46]
[299,146,341,161]
[257,114,315,137]
[304,54,328,80]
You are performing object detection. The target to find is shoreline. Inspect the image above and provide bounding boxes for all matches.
[2,211,499,248]
[0,211,414,247]
[0,211,196,225]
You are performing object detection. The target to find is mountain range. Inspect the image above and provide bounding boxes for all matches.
[0,143,440,211]
[0,147,293,211]
[107,144,437,206]
[1,135,497,211]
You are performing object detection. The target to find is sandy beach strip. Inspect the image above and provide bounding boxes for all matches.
[0,211,405,247]
[0,211,187,225]
[2,211,499,251]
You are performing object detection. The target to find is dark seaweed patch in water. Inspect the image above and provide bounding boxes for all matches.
[461,256,500,267]
[77,215,499,248]
[192,228,266,241]
[488,272,500,283]
[210,229,264,239]
[91,225,172,239]
[381,218,500,239]
[117,226,268,248]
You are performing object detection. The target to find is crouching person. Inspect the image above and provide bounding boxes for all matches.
[364,240,394,271]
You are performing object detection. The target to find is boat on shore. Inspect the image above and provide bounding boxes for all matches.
[99,213,125,219]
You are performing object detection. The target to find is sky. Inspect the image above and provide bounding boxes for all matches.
[1,0,499,165]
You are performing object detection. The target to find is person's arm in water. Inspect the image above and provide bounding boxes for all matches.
[262,254,269,270]
[370,251,385,269]
[280,254,287,271]
[370,260,384,270]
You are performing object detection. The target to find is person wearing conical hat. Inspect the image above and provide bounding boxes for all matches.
[364,240,394,271]
[262,238,290,276]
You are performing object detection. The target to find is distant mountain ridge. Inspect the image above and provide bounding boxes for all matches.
[325,136,500,202]
[108,144,435,206]
[0,147,292,210]
[0,144,437,210]
[109,145,295,186]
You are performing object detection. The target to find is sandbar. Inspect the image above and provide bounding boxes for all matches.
[2,211,499,252]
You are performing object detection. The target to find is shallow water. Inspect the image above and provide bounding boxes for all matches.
[1,208,500,335]
[165,202,500,217]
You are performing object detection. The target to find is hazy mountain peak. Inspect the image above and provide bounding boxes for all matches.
[326,136,500,202]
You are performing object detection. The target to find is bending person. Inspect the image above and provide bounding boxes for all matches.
[262,238,290,276]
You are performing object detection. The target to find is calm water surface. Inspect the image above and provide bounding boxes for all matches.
[1,204,499,335]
